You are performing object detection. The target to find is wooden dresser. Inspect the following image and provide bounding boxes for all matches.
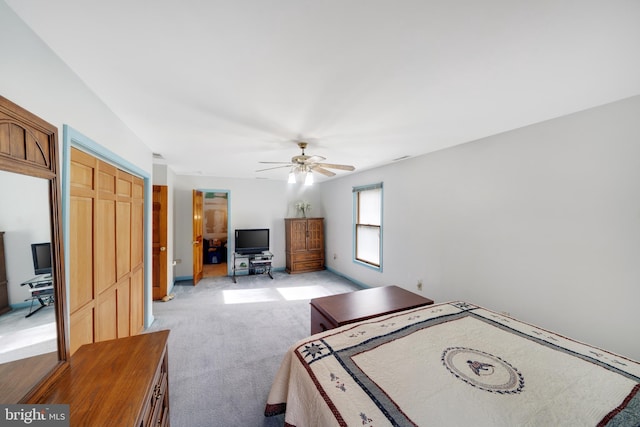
[284,218,325,273]
[36,330,170,427]
[310,286,434,334]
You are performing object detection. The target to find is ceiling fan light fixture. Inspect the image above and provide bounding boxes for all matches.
[304,171,314,186]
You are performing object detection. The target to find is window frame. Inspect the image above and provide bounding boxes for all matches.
[353,182,383,271]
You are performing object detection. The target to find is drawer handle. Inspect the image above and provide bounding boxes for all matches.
[153,384,162,400]
[320,323,327,332]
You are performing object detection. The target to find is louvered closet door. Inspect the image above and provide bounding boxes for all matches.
[69,149,97,354]
[69,147,145,355]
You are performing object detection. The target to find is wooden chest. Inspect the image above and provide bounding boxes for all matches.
[310,286,434,335]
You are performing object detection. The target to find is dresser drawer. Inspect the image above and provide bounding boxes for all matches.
[143,349,169,427]
[293,260,324,272]
[148,371,168,427]
[159,407,169,427]
[292,251,323,262]
[310,304,338,334]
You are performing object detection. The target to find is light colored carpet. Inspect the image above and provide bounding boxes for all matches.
[147,270,362,427]
[0,305,57,364]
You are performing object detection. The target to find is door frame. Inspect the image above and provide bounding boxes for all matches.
[195,188,231,276]
[62,125,154,328]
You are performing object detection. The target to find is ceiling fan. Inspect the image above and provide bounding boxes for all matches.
[256,142,355,182]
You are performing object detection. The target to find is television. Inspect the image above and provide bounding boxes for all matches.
[31,242,52,276]
[234,229,269,255]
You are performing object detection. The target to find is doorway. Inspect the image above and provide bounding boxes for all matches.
[201,191,229,278]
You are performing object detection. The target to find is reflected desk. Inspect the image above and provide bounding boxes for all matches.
[21,274,54,318]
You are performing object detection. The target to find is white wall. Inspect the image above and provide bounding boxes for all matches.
[1,2,154,318]
[0,1,152,175]
[321,96,640,361]
[172,175,322,278]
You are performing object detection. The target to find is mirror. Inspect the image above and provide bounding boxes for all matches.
[0,170,57,363]
[0,96,68,403]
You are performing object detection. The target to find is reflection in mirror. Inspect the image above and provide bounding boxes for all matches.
[0,169,57,364]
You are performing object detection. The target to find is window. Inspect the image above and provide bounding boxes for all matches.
[353,183,383,269]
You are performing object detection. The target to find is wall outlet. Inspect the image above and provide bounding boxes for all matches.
[417,280,423,291]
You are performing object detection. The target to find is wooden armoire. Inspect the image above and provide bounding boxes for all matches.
[284,218,325,273]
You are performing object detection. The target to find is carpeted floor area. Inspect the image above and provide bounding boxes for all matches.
[147,270,362,427]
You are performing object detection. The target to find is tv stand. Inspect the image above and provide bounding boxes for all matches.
[232,251,273,283]
[21,275,54,317]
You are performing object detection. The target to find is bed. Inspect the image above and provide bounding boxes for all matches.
[265,301,640,426]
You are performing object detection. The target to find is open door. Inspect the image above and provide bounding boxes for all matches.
[192,189,204,285]
[152,185,168,300]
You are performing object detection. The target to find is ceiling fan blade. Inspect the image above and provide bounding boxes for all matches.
[310,166,336,177]
[314,162,355,171]
[255,165,293,172]
[258,161,294,165]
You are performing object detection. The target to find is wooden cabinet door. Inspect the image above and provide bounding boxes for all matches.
[289,219,308,252]
[306,219,324,252]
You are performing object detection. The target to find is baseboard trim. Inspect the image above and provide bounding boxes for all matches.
[325,267,370,290]
[174,266,287,283]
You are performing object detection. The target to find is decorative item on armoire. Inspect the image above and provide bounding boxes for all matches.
[295,200,311,218]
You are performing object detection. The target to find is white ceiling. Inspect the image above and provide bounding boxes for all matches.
[6,1,640,181]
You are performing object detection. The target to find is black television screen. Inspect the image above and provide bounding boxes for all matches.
[235,229,269,255]
[31,242,52,276]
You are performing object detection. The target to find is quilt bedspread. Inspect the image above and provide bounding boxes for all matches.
[265,301,640,426]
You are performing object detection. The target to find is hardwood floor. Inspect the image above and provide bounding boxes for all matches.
[203,262,227,277]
